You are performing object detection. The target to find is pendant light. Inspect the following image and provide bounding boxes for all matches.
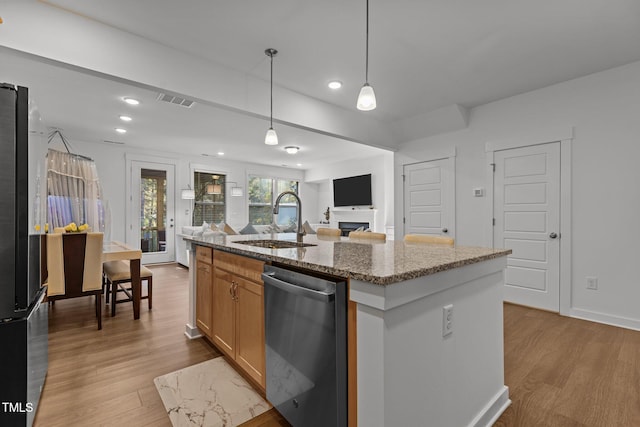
[265,48,279,145]
[206,175,222,195]
[357,0,377,111]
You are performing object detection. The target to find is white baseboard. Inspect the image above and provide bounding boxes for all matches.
[468,386,511,427]
[570,308,640,331]
[184,323,202,339]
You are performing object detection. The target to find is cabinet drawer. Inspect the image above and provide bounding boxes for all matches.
[196,245,213,264]
[214,250,264,283]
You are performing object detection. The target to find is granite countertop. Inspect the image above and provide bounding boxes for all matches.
[184,233,511,286]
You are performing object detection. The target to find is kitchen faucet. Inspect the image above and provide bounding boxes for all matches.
[273,191,305,243]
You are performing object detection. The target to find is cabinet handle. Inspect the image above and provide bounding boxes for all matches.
[229,281,238,301]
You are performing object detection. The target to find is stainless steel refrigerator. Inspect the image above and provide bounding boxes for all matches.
[0,83,48,427]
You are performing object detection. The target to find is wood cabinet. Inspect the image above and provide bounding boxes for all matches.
[211,267,235,354]
[234,275,265,384]
[211,250,266,389]
[195,246,213,337]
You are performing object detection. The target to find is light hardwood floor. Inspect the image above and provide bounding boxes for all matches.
[496,303,640,427]
[35,264,640,426]
[34,264,219,427]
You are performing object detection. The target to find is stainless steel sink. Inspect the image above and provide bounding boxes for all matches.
[236,239,317,249]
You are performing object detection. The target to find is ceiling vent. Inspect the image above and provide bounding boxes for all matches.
[156,93,195,108]
[102,140,125,145]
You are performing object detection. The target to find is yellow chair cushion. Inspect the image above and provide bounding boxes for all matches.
[104,260,153,282]
[404,234,454,246]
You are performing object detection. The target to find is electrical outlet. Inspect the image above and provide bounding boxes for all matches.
[442,304,453,337]
[586,276,598,290]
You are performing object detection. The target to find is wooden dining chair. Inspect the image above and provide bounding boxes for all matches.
[316,227,342,237]
[103,260,153,317]
[404,234,454,246]
[349,230,387,241]
[44,232,104,329]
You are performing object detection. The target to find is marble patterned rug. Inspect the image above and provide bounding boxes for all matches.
[154,357,272,427]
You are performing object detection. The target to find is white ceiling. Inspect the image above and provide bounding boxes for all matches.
[4,0,640,168]
[2,49,385,170]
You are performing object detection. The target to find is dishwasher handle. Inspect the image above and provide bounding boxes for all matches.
[262,271,335,303]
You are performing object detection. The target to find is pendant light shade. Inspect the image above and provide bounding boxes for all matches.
[265,48,279,145]
[265,127,278,145]
[206,183,222,195]
[357,83,377,111]
[357,0,377,111]
[206,175,222,195]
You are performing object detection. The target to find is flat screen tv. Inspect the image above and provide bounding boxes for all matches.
[333,174,372,207]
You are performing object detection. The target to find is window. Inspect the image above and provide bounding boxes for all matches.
[193,172,226,226]
[248,176,299,227]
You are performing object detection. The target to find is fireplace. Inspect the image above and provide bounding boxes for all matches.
[338,221,370,237]
[331,208,378,234]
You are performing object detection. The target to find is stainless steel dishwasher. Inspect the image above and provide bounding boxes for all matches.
[262,264,347,427]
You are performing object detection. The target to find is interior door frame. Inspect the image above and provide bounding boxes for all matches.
[400,146,456,241]
[125,153,177,264]
[485,127,573,315]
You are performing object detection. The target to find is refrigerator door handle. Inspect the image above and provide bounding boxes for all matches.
[27,288,46,321]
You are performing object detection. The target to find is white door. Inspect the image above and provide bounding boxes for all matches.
[493,142,560,311]
[129,160,176,264]
[403,158,454,238]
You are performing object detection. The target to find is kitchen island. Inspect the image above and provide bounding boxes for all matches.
[184,233,511,427]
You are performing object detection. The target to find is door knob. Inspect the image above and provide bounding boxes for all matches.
[442,228,448,233]
[549,232,558,239]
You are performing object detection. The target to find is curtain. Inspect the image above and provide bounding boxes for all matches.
[46,149,106,234]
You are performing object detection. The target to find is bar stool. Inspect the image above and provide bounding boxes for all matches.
[403,234,454,246]
[103,260,153,316]
[316,227,342,237]
[348,230,387,241]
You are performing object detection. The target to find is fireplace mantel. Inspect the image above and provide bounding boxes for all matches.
[330,209,379,232]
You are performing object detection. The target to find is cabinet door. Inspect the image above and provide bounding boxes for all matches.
[212,266,236,358]
[235,276,265,388]
[195,261,212,337]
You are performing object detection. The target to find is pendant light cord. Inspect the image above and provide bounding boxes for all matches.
[365,0,369,84]
[270,53,274,128]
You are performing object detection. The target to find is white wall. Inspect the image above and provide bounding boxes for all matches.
[305,152,395,231]
[48,139,310,243]
[396,60,640,329]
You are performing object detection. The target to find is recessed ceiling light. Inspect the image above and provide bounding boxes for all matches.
[115,128,127,134]
[284,146,299,154]
[119,115,132,122]
[217,152,224,156]
[123,97,140,105]
[328,80,343,90]
[296,163,302,167]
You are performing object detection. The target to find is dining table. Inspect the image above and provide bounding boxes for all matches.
[103,241,142,319]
